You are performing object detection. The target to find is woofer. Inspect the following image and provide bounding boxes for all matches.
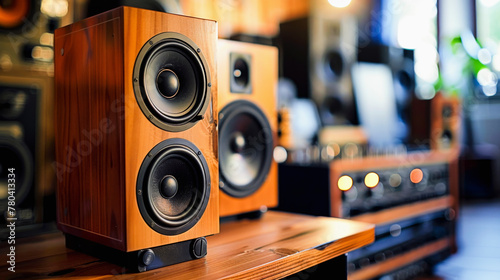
[219,100,273,198]
[136,138,210,235]
[133,32,211,132]
[0,136,33,207]
[324,50,344,79]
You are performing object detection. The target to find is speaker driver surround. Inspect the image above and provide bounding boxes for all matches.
[137,138,210,235]
[133,32,211,132]
[219,100,273,198]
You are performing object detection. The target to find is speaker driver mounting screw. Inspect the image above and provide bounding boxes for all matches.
[197,48,201,53]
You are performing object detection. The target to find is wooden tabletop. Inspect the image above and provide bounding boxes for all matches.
[1,211,374,279]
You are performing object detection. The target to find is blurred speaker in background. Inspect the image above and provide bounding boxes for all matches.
[357,42,415,145]
[0,0,69,238]
[277,13,359,126]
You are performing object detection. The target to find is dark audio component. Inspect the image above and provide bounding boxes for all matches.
[348,209,454,274]
[0,72,56,239]
[276,152,455,218]
[334,159,450,218]
[217,39,278,218]
[277,14,359,126]
[54,7,218,272]
[366,248,452,280]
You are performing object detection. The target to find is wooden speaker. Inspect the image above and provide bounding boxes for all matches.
[217,39,278,218]
[430,92,461,151]
[54,7,218,271]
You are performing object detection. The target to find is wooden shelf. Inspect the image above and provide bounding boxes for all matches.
[0,211,374,279]
[350,195,454,226]
[348,237,451,280]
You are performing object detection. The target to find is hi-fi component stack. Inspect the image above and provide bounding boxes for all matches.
[277,150,459,280]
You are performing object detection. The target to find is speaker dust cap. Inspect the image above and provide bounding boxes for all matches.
[219,100,274,198]
[136,139,210,235]
[133,32,211,132]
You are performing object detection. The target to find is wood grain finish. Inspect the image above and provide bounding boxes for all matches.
[54,7,219,252]
[217,39,279,217]
[348,238,451,280]
[0,211,375,279]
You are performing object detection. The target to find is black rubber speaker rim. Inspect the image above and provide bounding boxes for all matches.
[136,138,210,235]
[133,32,211,132]
[0,136,33,206]
[218,100,273,198]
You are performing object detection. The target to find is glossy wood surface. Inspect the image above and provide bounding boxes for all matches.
[0,211,375,279]
[54,7,219,251]
[217,39,279,217]
[55,8,126,250]
[122,6,219,251]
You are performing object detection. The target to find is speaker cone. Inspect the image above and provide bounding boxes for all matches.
[136,139,210,235]
[219,100,273,198]
[133,32,211,132]
[324,50,344,79]
[0,136,33,208]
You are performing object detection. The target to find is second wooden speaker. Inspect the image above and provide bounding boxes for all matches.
[217,39,278,218]
[54,7,218,271]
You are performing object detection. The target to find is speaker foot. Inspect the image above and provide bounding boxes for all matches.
[65,235,207,272]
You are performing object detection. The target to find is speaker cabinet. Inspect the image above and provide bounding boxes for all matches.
[217,39,278,218]
[54,7,218,271]
[278,15,358,126]
[409,92,461,151]
[0,71,56,237]
[430,92,461,151]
